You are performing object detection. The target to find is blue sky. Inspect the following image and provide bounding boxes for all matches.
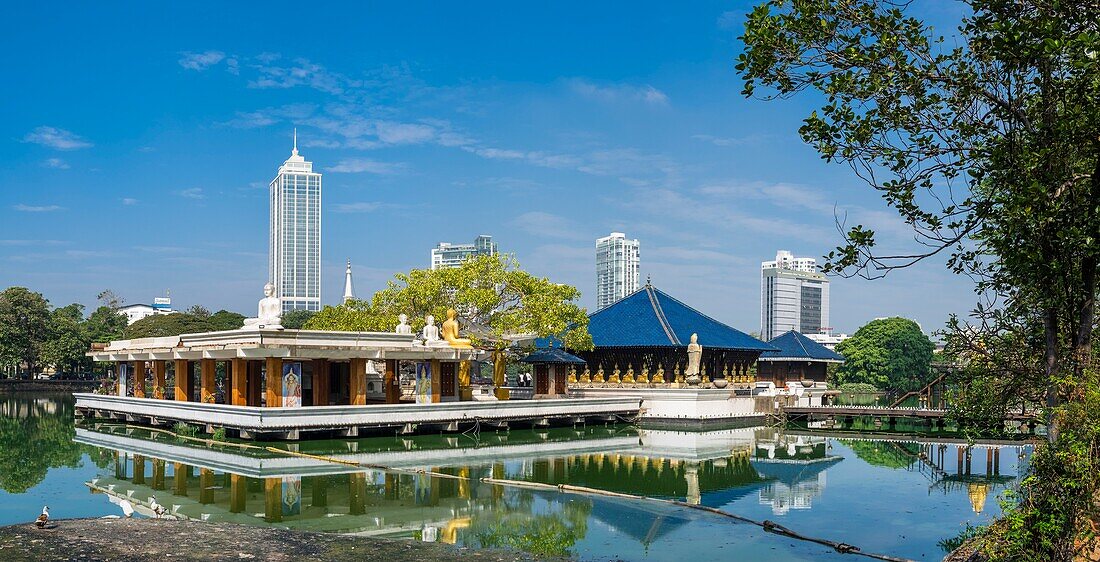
[0,1,976,334]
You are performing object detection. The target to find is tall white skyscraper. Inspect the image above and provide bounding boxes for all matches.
[430,235,497,270]
[595,232,640,310]
[269,131,322,313]
[760,250,830,341]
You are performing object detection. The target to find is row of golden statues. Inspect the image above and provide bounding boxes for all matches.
[566,363,755,385]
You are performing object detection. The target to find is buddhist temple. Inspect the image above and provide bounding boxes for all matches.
[572,283,774,386]
[756,330,844,386]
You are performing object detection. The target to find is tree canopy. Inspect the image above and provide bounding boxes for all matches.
[0,287,52,376]
[306,254,593,350]
[834,317,934,394]
[123,309,244,339]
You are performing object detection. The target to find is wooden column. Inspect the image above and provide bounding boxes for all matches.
[431,359,442,404]
[223,361,233,405]
[152,360,167,399]
[152,459,165,490]
[199,468,214,504]
[312,359,329,406]
[173,462,188,496]
[199,359,216,403]
[311,476,329,507]
[264,477,282,522]
[248,361,262,406]
[132,360,146,398]
[229,474,246,513]
[384,359,400,404]
[174,360,192,402]
[133,455,146,485]
[349,473,366,515]
[349,358,366,406]
[265,357,283,407]
[231,358,249,406]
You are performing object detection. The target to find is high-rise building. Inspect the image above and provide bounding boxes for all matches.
[760,250,830,341]
[430,235,497,270]
[595,232,640,310]
[270,131,322,313]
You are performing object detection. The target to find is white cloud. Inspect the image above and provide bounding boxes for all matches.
[41,158,70,169]
[328,158,403,174]
[23,126,92,150]
[13,204,63,212]
[178,188,205,199]
[178,50,226,71]
[510,211,589,241]
[374,121,436,144]
[691,134,772,147]
[0,239,67,246]
[121,198,138,205]
[332,202,383,213]
[249,58,358,95]
[569,79,669,105]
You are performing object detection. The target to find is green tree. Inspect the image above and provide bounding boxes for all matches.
[738,1,1100,556]
[207,310,245,331]
[0,287,52,377]
[306,254,593,350]
[42,303,91,374]
[124,312,213,339]
[84,305,126,344]
[281,309,316,330]
[834,318,934,394]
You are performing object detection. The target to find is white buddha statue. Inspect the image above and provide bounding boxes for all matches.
[395,314,413,335]
[421,315,448,347]
[243,283,283,329]
[685,333,702,385]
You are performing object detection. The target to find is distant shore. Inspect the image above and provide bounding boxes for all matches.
[0,518,561,562]
[0,379,99,393]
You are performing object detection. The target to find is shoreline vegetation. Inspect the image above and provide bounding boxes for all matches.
[0,518,563,562]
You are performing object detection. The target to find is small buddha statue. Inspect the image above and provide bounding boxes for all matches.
[594,366,605,383]
[609,365,621,384]
[441,308,473,349]
[422,315,448,347]
[685,333,702,385]
[623,365,635,384]
[243,283,283,329]
[640,365,650,385]
[580,366,591,384]
[395,313,413,335]
[567,366,577,384]
[656,365,665,384]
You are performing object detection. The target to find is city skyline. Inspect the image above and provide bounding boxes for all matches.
[0,1,976,333]
[269,133,322,312]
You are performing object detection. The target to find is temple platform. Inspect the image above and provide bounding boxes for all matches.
[568,387,766,429]
[74,393,642,440]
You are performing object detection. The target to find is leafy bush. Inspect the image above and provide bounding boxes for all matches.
[173,422,197,438]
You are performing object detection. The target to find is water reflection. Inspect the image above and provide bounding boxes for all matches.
[0,393,84,493]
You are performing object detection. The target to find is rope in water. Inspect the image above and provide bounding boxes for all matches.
[100,422,913,561]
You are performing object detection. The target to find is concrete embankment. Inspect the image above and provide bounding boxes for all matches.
[0,518,561,562]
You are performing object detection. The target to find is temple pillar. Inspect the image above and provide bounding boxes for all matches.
[229,474,246,513]
[132,360,146,398]
[173,462,189,496]
[174,360,192,402]
[199,469,215,504]
[985,448,994,476]
[152,459,165,490]
[248,361,262,406]
[152,360,167,400]
[384,359,401,404]
[133,454,146,485]
[431,359,442,403]
[685,463,701,505]
[312,359,329,406]
[117,362,128,396]
[200,359,216,403]
[223,361,233,405]
[349,358,366,406]
[349,473,366,515]
[458,360,472,401]
[265,357,283,407]
[993,448,1001,475]
[493,350,510,400]
[231,358,249,406]
[264,477,282,522]
[311,476,329,507]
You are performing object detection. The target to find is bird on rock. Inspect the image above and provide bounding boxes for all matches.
[149,497,166,518]
[35,506,49,528]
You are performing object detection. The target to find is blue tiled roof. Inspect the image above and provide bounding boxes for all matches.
[760,330,844,362]
[587,285,775,351]
[520,347,588,364]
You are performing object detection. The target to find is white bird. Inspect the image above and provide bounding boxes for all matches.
[35,506,49,528]
[149,497,166,518]
[119,499,135,518]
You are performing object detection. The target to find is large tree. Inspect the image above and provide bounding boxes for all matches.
[306,254,593,350]
[834,317,934,394]
[738,1,1100,557]
[122,309,243,339]
[42,304,91,374]
[0,287,52,377]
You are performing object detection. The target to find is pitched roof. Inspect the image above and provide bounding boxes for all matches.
[519,347,587,364]
[759,330,844,362]
[587,284,775,351]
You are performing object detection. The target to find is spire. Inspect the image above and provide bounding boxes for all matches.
[343,259,355,302]
[292,128,299,157]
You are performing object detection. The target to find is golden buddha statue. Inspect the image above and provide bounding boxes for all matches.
[623,364,635,384]
[640,365,650,385]
[580,366,591,384]
[655,365,665,384]
[441,308,473,349]
[609,365,621,384]
[594,366,605,383]
[567,366,577,384]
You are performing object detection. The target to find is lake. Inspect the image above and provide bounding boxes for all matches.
[0,392,1030,560]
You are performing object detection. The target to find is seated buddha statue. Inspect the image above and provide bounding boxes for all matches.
[441,308,473,349]
[243,283,283,329]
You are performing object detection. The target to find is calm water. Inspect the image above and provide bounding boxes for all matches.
[1,393,1031,561]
